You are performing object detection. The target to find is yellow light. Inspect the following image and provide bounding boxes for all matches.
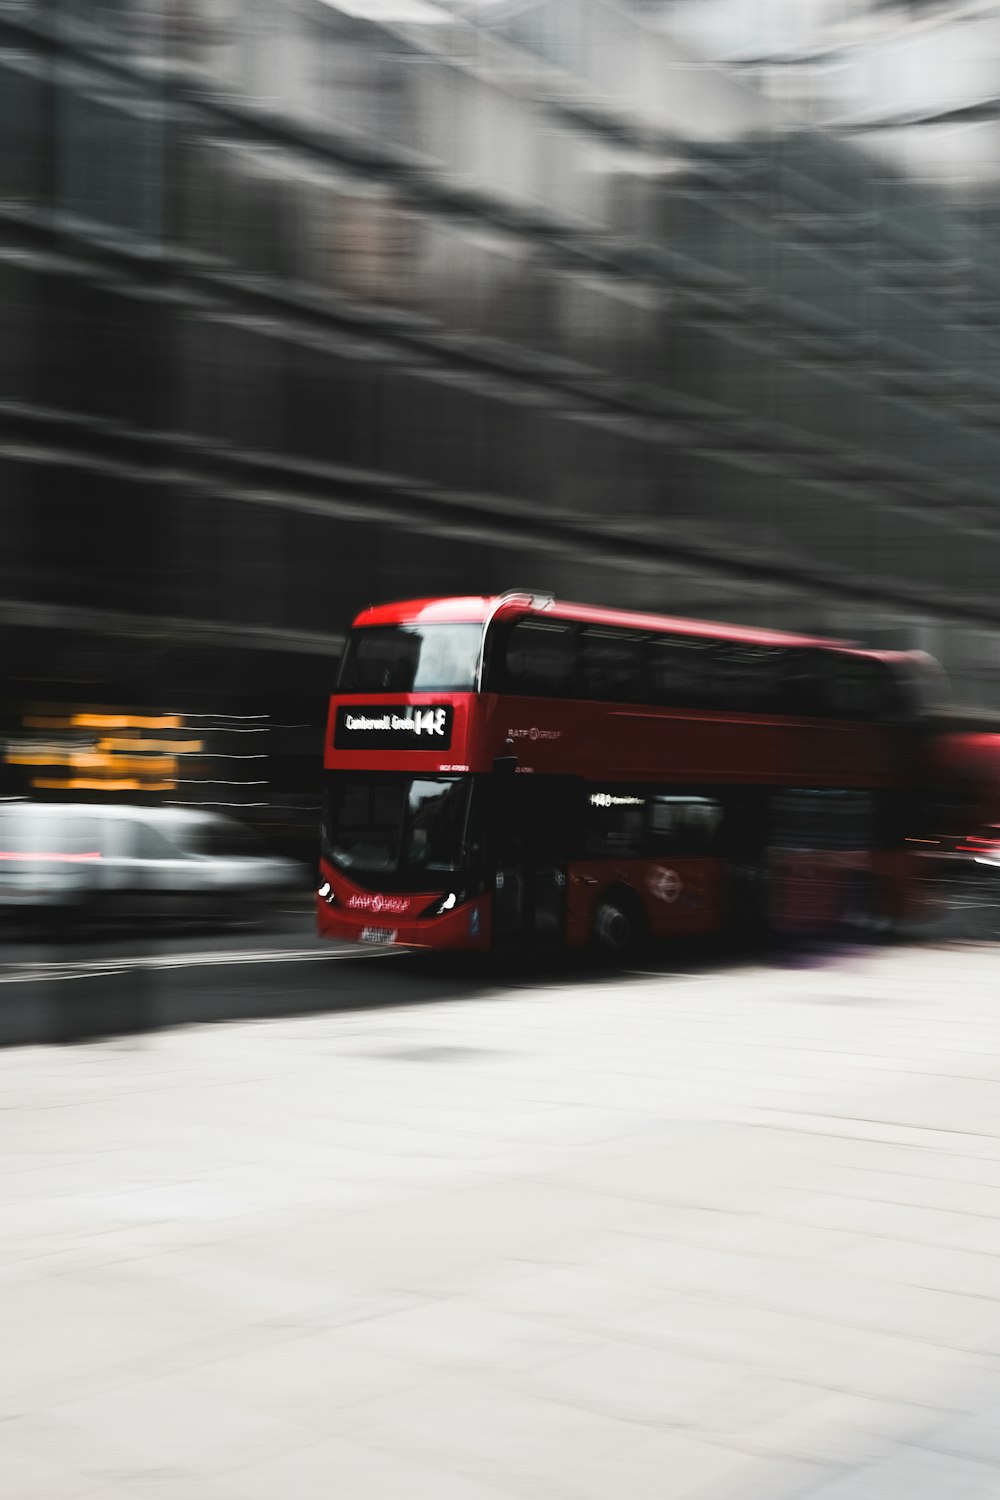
[7,751,76,767]
[9,751,183,774]
[71,714,184,730]
[96,737,203,754]
[31,778,177,792]
[119,756,178,775]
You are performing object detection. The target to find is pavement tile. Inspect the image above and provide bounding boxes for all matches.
[921,1410,1000,1465]
[321,1296,599,1376]
[0,1275,228,1413]
[75,1477,248,1500]
[341,1373,684,1489]
[829,1235,1000,1301]
[798,1444,999,1499]
[0,1443,98,1500]
[500,1334,769,1427]
[4,945,1000,1498]
[1,1424,232,1497]
[50,1373,314,1475]
[556,1440,838,1500]
[222,1433,524,1500]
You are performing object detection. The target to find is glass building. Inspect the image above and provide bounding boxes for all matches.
[2,0,1000,825]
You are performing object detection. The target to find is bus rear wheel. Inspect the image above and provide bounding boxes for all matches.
[842,874,892,943]
[592,891,644,963]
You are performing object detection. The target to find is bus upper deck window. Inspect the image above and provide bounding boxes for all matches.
[829,658,894,722]
[579,627,646,701]
[339,624,480,693]
[712,645,783,713]
[781,651,834,716]
[647,636,714,708]
[503,620,577,695]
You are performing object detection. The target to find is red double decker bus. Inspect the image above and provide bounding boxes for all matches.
[317,592,939,956]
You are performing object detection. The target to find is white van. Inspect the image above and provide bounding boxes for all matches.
[0,802,302,925]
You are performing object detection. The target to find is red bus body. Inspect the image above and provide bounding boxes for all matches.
[917,731,1000,861]
[319,594,935,953]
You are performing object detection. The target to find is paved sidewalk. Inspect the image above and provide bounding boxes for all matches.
[3,944,1000,1498]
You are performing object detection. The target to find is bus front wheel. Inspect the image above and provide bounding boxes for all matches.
[592,890,644,963]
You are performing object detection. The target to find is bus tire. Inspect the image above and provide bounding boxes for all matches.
[592,888,645,963]
[842,875,892,943]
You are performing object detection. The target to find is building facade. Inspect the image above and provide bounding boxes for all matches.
[2,0,1000,828]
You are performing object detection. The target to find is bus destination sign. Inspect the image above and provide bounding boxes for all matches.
[334,704,454,750]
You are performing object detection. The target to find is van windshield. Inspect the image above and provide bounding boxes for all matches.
[175,821,264,857]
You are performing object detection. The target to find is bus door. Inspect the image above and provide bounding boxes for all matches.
[491,775,575,947]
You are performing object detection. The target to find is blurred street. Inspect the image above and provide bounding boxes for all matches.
[0,906,443,1046]
[6,2,1000,1493]
[4,939,1000,1498]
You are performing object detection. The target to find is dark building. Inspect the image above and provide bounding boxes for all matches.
[2,0,1000,835]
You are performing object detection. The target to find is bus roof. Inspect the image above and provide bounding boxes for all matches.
[352,594,857,652]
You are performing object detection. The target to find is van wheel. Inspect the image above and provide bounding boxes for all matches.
[592,891,644,963]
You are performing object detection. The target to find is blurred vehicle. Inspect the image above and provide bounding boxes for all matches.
[906,731,1000,939]
[960,825,1000,867]
[317,590,940,958]
[0,802,302,930]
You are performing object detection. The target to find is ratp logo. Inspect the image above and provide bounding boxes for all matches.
[347,893,410,914]
[648,867,682,904]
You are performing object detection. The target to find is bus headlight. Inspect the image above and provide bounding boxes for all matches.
[318,881,335,904]
[422,890,463,918]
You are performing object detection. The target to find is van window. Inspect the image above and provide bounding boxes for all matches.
[0,810,103,857]
[134,822,181,860]
[179,821,263,857]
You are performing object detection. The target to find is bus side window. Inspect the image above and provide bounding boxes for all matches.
[781,650,835,717]
[648,797,723,855]
[867,660,907,723]
[647,797,682,853]
[647,636,715,709]
[585,792,645,857]
[578,627,646,702]
[825,657,881,721]
[771,789,874,851]
[712,645,782,713]
[502,620,577,696]
[682,799,723,852]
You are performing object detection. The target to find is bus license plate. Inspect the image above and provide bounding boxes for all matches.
[360,926,397,944]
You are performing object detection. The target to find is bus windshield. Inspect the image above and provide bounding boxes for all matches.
[322,773,474,888]
[338,624,481,693]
